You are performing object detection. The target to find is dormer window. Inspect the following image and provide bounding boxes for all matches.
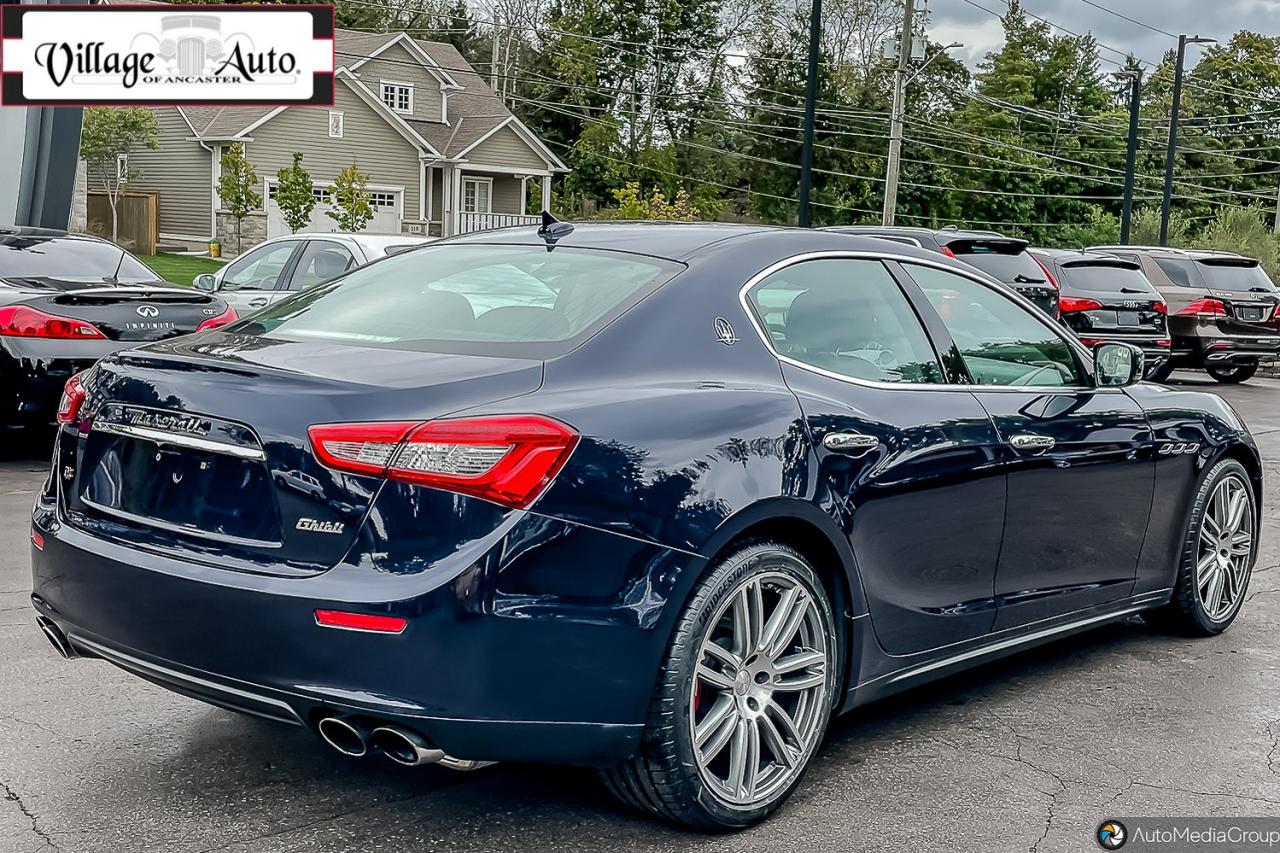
[380,81,413,114]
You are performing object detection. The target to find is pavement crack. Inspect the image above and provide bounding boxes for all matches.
[0,778,60,852]
[1266,719,1280,778]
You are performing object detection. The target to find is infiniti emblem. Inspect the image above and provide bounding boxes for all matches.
[136,304,159,318]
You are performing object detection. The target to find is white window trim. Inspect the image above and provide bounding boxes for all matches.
[380,80,414,115]
[328,111,344,138]
[461,176,493,214]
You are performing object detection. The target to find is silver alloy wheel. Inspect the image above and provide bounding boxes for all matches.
[690,571,830,808]
[1197,472,1254,621]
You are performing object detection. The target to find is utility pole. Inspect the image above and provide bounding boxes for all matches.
[797,0,822,227]
[1160,34,1215,245]
[881,0,917,226]
[490,15,500,93]
[1118,70,1143,244]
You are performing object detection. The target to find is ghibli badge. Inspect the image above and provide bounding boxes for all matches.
[296,518,345,534]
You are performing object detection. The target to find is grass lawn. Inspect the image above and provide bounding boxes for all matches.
[136,253,225,286]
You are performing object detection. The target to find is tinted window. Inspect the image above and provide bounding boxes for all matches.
[907,264,1085,387]
[221,242,299,292]
[0,236,162,282]
[747,259,944,384]
[1197,260,1278,293]
[289,241,356,290]
[1058,263,1158,295]
[949,243,1046,285]
[241,245,681,356]
[1153,257,1201,288]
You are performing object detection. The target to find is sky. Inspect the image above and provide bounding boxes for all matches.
[927,0,1280,70]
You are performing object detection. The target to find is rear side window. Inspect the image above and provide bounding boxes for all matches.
[241,245,682,357]
[947,242,1046,285]
[1058,263,1158,295]
[746,258,944,384]
[1197,260,1278,293]
[1153,257,1202,288]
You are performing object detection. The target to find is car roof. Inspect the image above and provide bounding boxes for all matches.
[0,226,110,246]
[1031,247,1138,265]
[1086,245,1255,262]
[825,225,1010,240]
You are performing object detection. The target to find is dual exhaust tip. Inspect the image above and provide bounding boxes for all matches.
[316,716,489,771]
[36,616,76,660]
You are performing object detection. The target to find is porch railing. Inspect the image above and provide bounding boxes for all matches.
[456,212,540,234]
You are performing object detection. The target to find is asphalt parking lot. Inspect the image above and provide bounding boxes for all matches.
[3,372,1280,853]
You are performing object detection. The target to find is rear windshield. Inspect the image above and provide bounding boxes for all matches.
[1197,260,1278,293]
[1058,262,1159,295]
[0,237,162,283]
[948,243,1046,284]
[238,244,683,357]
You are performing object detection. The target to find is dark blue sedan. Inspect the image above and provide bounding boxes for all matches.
[31,222,1261,829]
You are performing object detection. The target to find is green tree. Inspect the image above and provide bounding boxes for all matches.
[79,107,159,244]
[275,153,316,234]
[216,143,262,255]
[326,163,373,232]
[1131,207,1190,246]
[1196,206,1280,278]
[610,181,700,219]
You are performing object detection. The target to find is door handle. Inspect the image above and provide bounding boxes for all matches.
[823,432,880,455]
[248,297,269,308]
[1010,433,1055,452]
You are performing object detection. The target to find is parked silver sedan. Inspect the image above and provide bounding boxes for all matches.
[194,233,435,313]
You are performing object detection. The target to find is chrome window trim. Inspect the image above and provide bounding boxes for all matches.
[737,249,1109,394]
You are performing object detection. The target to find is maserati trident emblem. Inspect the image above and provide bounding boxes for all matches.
[136,304,160,318]
[713,317,738,346]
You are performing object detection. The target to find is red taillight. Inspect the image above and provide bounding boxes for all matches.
[195,305,238,333]
[56,373,87,425]
[1059,296,1103,313]
[30,529,44,550]
[314,609,408,634]
[940,246,957,259]
[1177,298,1227,317]
[1156,339,1171,346]
[0,305,106,339]
[308,415,579,509]
[1033,256,1059,290]
[1153,301,1168,314]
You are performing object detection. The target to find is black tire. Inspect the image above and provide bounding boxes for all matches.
[1143,458,1256,636]
[1145,361,1175,383]
[1205,363,1258,383]
[599,541,839,831]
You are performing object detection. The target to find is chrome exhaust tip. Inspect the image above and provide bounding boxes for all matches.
[369,726,445,767]
[35,616,75,660]
[317,716,370,758]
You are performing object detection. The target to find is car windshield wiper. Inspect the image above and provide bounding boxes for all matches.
[1012,274,1046,284]
[1119,287,1147,294]
[1249,286,1275,293]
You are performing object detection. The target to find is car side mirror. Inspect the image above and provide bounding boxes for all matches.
[193,273,218,292]
[1094,341,1144,387]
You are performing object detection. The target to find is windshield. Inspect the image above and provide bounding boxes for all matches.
[239,244,683,357]
[1059,263,1159,295]
[948,243,1046,284]
[1197,260,1278,293]
[0,237,162,283]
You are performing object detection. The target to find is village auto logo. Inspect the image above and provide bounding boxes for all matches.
[0,4,335,106]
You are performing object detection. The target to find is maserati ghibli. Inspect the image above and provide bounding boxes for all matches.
[31,221,1260,829]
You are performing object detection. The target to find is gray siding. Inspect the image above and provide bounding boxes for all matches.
[246,83,422,219]
[465,125,549,172]
[491,174,524,214]
[126,108,212,238]
[429,165,443,220]
[356,42,444,123]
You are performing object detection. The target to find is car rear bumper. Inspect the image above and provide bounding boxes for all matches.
[1171,333,1280,365]
[31,485,693,764]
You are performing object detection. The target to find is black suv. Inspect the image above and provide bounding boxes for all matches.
[1088,246,1280,383]
[824,225,1059,316]
[1030,249,1170,378]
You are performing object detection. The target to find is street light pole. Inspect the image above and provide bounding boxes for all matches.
[797,0,822,228]
[1160,34,1215,246]
[1117,70,1143,245]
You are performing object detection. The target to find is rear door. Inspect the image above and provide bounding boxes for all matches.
[215,240,303,313]
[901,261,1154,628]
[943,237,1059,317]
[744,255,1006,655]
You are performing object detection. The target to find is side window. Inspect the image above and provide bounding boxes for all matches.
[288,241,357,291]
[1153,257,1198,288]
[221,242,299,292]
[906,263,1086,388]
[746,258,944,384]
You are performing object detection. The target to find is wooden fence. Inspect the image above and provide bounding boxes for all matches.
[86,190,159,255]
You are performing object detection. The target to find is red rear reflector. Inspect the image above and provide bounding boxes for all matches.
[309,415,579,509]
[1157,338,1171,347]
[1153,301,1168,314]
[1078,338,1104,347]
[314,609,408,634]
[1059,296,1103,313]
[940,246,957,259]
[30,529,44,550]
[1177,298,1227,317]
[56,373,87,425]
[195,305,238,333]
[0,305,106,339]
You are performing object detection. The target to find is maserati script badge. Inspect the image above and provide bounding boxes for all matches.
[296,518,345,534]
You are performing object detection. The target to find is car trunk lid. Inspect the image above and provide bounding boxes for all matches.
[942,238,1059,316]
[61,334,544,576]
[1056,260,1168,335]
[8,279,227,342]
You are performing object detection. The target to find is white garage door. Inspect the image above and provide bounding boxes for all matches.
[266,183,402,239]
